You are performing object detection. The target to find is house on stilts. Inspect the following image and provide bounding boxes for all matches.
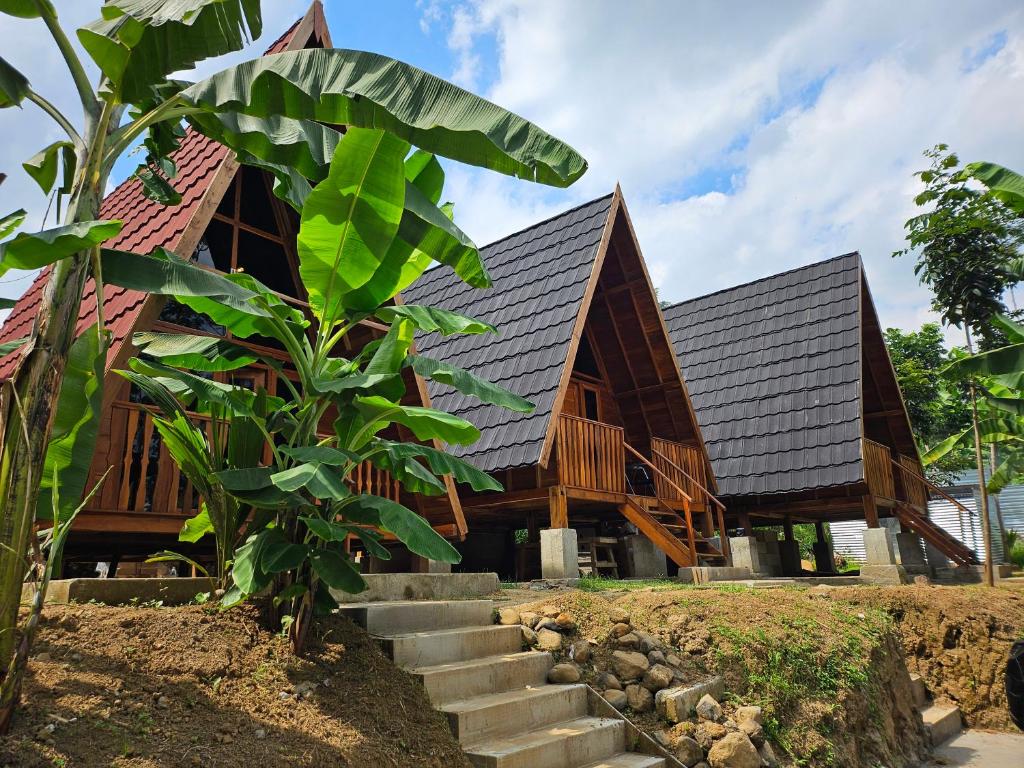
[0,5,466,576]
[662,252,978,578]
[404,188,730,581]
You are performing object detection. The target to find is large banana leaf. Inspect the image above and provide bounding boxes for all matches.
[36,324,107,522]
[0,55,28,108]
[0,0,52,17]
[344,494,460,563]
[966,161,1024,215]
[409,355,534,412]
[376,305,495,336]
[133,331,260,372]
[993,314,1024,344]
[22,141,72,194]
[0,210,25,240]
[297,128,408,323]
[371,439,501,492]
[181,48,587,188]
[353,395,480,446]
[365,319,415,376]
[271,462,350,502]
[168,272,305,341]
[78,0,261,102]
[0,221,123,276]
[944,342,1024,379]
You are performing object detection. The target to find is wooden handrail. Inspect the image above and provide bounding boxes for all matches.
[624,443,692,502]
[888,455,975,518]
[651,447,726,510]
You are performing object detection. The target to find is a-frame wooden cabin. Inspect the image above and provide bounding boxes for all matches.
[405,188,729,579]
[663,253,978,570]
[0,5,465,574]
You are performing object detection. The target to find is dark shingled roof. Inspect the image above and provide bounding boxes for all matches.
[662,252,864,498]
[402,193,615,473]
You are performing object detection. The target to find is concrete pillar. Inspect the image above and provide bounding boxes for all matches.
[895,532,928,571]
[924,541,951,571]
[778,540,802,576]
[540,528,578,579]
[864,527,898,565]
[729,536,761,573]
[622,534,667,578]
[813,541,836,573]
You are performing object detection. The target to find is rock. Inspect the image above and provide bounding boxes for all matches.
[656,677,726,723]
[571,642,591,664]
[609,607,630,624]
[616,632,640,649]
[739,719,764,747]
[519,611,540,628]
[695,693,723,722]
[696,721,727,749]
[255,728,267,740]
[555,613,575,631]
[684,638,708,655]
[604,689,628,710]
[724,718,738,732]
[34,652,52,663]
[155,695,169,710]
[69,652,83,663]
[596,672,622,691]
[497,607,521,625]
[611,622,632,638]
[536,628,563,651]
[625,683,654,713]
[547,663,581,684]
[652,730,672,749]
[535,618,560,633]
[540,605,560,618]
[734,705,763,725]
[758,742,778,768]
[648,649,666,666]
[707,732,760,768]
[675,735,703,767]
[666,653,684,668]
[521,626,538,647]
[611,650,650,680]
[642,664,674,692]
[634,630,659,654]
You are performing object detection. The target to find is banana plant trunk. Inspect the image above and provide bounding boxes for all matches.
[0,177,101,732]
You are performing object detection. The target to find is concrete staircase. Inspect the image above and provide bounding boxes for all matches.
[910,673,963,747]
[340,599,667,768]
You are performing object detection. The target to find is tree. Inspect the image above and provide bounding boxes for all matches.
[883,323,972,483]
[895,144,1024,585]
[0,0,585,731]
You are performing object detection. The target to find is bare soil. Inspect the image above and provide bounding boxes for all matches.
[0,602,470,768]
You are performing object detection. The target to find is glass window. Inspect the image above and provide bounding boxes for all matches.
[237,228,298,297]
[192,218,233,272]
[238,167,280,236]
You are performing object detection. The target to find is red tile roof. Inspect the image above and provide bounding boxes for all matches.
[0,8,317,379]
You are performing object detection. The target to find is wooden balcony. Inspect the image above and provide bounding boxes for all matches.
[555,414,626,494]
[863,438,930,510]
[651,437,712,510]
[80,400,399,534]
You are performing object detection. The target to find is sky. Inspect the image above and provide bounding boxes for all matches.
[2,0,1023,338]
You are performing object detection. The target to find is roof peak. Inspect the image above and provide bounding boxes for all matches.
[664,251,861,312]
[479,191,616,252]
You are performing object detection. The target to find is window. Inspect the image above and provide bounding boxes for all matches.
[575,333,601,378]
[583,387,600,421]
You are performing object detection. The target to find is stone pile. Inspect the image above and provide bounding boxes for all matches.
[497,602,781,768]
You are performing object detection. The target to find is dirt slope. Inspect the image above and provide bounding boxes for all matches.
[0,603,470,768]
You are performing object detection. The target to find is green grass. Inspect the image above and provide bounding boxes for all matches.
[576,576,681,592]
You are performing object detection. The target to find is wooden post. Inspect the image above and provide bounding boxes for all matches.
[814,520,827,543]
[738,511,753,535]
[549,486,569,529]
[783,516,795,541]
[862,495,879,528]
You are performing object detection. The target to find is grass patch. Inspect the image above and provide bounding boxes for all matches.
[577,576,682,592]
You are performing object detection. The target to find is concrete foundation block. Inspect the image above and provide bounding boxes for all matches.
[778,540,802,576]
[22,577,213,606]
[860,564,909,585]
[730,536,781,577]
[864,527,898,565]
[924,541,951,571]
[333,572,499,603]
[895,532,928,571]
[813,540,836,573]
[677,566,752,584]
[622,534,668,578]
[540,528,579,580]
[656,676,726,723]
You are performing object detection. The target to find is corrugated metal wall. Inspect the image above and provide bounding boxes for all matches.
[830,469,1021,563]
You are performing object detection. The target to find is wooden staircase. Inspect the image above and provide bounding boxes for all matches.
[618,496,726,569]
[895,502,979,566]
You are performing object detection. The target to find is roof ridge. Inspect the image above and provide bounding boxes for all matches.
[664,251,861,312]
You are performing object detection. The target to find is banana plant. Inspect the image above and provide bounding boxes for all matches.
[124,130,533,652]
[0,0,584,731]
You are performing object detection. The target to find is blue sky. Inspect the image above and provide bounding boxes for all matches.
[3,0,1024,341]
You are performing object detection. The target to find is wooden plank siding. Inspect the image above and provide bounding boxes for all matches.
[862,437,896,502]
[556,414,625,494]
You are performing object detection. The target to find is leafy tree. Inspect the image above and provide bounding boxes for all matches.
[896,145,1024,585]
[0,0,585,731]
[883,323,971,482]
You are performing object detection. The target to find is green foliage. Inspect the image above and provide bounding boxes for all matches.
[883,323,972,482]
[0,55,28,108]
[966,162,1024,215]
[0,221,123,276]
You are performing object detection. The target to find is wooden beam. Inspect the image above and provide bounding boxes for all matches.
[549,486,568,528]
[864,409,907,419]
[862,495,880,528]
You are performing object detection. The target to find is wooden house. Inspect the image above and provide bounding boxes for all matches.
[662,253,977,571]
[404,188,729,579]
[0,6,465,574]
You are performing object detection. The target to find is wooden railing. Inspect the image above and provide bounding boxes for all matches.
[90,401,399,519]
[651,438,714,506]
[863,438,896,500]
[556,414,626,493]
[623,442,698,564]
[897,454,929,509]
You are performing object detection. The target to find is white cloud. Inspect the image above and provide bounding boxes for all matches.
[437,0,1024,334]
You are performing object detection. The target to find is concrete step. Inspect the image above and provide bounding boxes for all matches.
[382,624,523,667]
[909,673,928,709]
[339,599,494,635]
[581,755,666,768]
[922,704,962,746]
[442,684,588,743]
[412,651,553,705]
[465,716,626,768]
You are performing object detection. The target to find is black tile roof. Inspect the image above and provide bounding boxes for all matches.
[402,193,615,473]
[662,252,865,497]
